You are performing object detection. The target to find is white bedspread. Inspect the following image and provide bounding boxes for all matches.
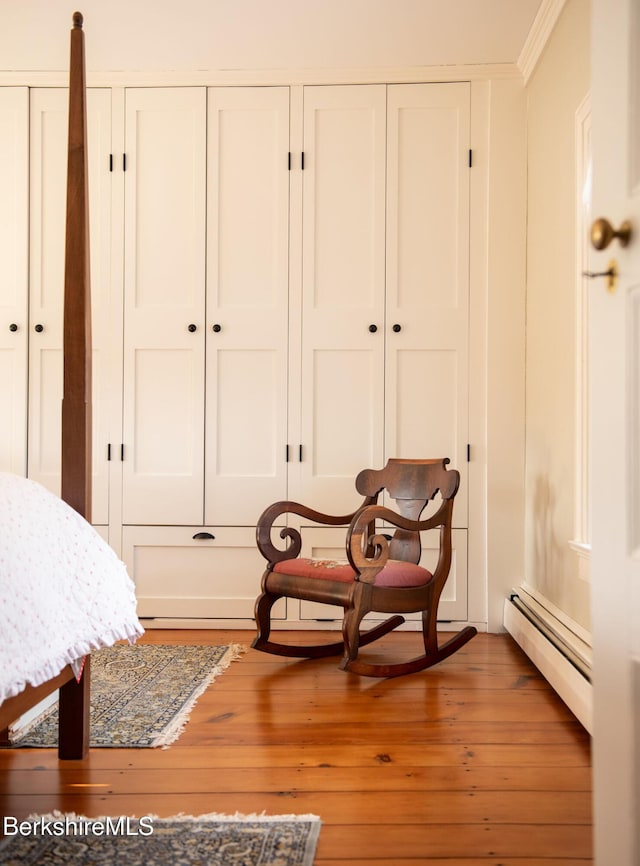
[0,472,144,702]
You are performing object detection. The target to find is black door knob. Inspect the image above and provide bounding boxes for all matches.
[392,323,402,333]
[34,324,44,333]
[9,323,18,332]
[188,323,197,333]
[368,324,378,333]
[212,324,222,333]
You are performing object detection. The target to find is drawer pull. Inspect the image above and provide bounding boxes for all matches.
[193,531,215,540]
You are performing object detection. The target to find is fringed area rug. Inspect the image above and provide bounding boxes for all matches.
[0,812,321,866]
[9,644,244,748]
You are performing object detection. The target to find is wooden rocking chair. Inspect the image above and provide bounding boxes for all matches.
[252,458,477,677]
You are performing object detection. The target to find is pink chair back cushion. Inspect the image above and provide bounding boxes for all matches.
[273,557,433,588]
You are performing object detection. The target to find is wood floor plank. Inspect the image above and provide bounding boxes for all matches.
[2,764,592,795]
[191,688,575,723]
[177,719,588,747]
[314,823,593,860]
[218,668,554,692]
[0,790,592,824]
[0,741,591,771]
[314,860,592,866]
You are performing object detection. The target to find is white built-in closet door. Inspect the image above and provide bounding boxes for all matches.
[0,88,28,475]
[122,88,206,525]
[28,88,112,523]
[205,87,290,525]
[385,83,470,524]
[294,85,386,514]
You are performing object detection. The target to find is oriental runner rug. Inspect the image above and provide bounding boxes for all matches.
[0,812,321,866]
[9,644,244,748]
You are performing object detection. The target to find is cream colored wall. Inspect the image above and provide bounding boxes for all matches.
[484,78,528,631]
[0,0,540,73]
[524,0,591,629]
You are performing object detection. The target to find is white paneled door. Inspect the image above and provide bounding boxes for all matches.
[0,88,28,475]
[205,87,290,526]
[28,88,113,524]
[121,88,207,525]
[590,0,640,861]
[294,83,470,522]
[294,85,387,514]
[386,83,470,524]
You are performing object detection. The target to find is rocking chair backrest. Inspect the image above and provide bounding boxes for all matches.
[354,458,460,565]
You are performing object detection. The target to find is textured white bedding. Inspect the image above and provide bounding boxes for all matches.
[0,472,143,702]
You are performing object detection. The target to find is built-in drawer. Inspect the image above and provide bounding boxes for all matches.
[122,525,285,620]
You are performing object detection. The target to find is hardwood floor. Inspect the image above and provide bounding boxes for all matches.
[0,628,593,864]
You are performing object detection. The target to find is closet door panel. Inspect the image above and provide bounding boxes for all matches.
[386,83,470,524]
[0,88,28,475]
[122,88,206,525]
[294,85,386,514]
[311,348,380,478]
[28,88,112,522]
[205,87,290,525]
[392,349,460,457]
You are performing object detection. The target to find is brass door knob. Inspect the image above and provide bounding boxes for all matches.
[590,217,632,250]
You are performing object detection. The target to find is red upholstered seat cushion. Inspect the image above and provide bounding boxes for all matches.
[273,557,433,588]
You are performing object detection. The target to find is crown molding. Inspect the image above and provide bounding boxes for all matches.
[518,0,568,84]
[0,62,523,89]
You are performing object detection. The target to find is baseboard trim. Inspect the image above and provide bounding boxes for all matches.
[504,595,592,733]
[139,617,487,633]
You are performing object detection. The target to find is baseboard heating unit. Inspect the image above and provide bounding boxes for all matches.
[504,588,593,733]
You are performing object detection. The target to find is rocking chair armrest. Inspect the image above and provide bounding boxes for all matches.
[346,501,454,580]
[256,500,361,564]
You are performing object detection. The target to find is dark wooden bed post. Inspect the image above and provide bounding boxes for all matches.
[62,11,92,520]
[58,10,92,759]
